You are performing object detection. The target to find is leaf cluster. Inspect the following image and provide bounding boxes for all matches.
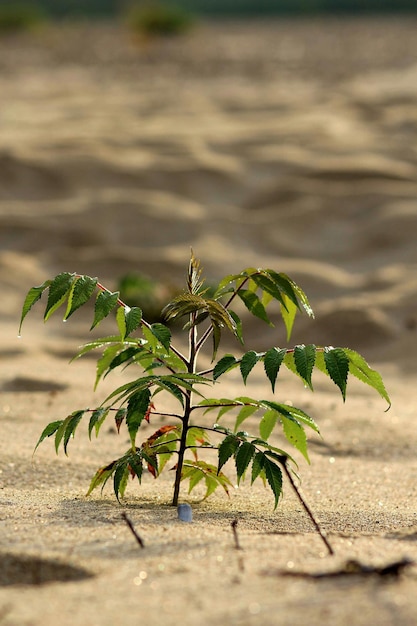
[20,253,390,507]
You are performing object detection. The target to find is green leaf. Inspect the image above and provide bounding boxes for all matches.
[88,407,109,439]
[217,434,240,473]
[116,306,141,340]
[263,455,283,509]
[262,401,319,434]
[128,453,144,483]
[19,279,51,334]
[251,451,265,484]
[126,388,151,449]
[64,275,98,320]
[259,409,278,440]
[263,347,286,392]
[234,403,258,432]
[293,344,316,390]
[33,420,63,453]
[228,310,244,344]
[125,307,142,337]
[44,272,76,321]
[91,290,119,330]
[345,349,391,407]
[251,272,286,307]
[235,441,256,484]
[63,409,86,455]
[323,347,349,400]
[149,323,171,352]
[238,289,272,325]
[182,460,232,499]
[213,354,238,381]
[106,346,143,375]
[280,295,298,341]
[95,344,122,389]
[280,413,309,462]
[240,350,260,384]
[113,462,129,502]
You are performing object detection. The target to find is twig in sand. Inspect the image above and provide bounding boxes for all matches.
[231,519,242,551]
[121,512,145,549]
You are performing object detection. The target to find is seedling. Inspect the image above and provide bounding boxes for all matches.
[19,252,390,517]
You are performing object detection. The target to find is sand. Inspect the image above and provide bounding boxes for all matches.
[1,16,417,625]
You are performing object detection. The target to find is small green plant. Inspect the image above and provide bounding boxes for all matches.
[0,2,45,33]
[19,252,390,520]
[126,2,193,37]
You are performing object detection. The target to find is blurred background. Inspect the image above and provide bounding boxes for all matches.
[1,0,417,361]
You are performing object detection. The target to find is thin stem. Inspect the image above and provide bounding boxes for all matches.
[172,312,197,506]
[280,458,334,556]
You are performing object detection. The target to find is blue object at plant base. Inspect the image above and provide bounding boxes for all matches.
[177,503,193,522]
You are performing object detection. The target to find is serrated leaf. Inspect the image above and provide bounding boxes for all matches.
[261,400,320,434]
[263,455,283,509]
[263,347,286,392]
[238,289,272,325]
[235,441,256,484]
[44,272,76,321]
[228,310,244,344]
[91,290,119,330]
[259,409,278,440]
[293,344,316,390]
[33,420,63,453]
[125,306,142,337]
[88,407,109,439]
[19,279,51,334]
[106,346,142,376]
[240,350,260,384]
[114,407,127,434]
[64,275,98,320]
[213,354,238,380]
[63,409,86,455]
[251,451,265,484]
[126,388,151,449]
[345,349,391,407]
[149,323,171,351]
[280,295,298,341]
[95,344,121,389]
[251,272,286,307]
[217,434,240,473]
[234,404,258,432]
[280,413,309,462]
[182,460,232,499]
[116,306,141,340]
[113,461,129,502]
[323,347,349,400]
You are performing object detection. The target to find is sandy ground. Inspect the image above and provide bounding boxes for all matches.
[1,17,417,625]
